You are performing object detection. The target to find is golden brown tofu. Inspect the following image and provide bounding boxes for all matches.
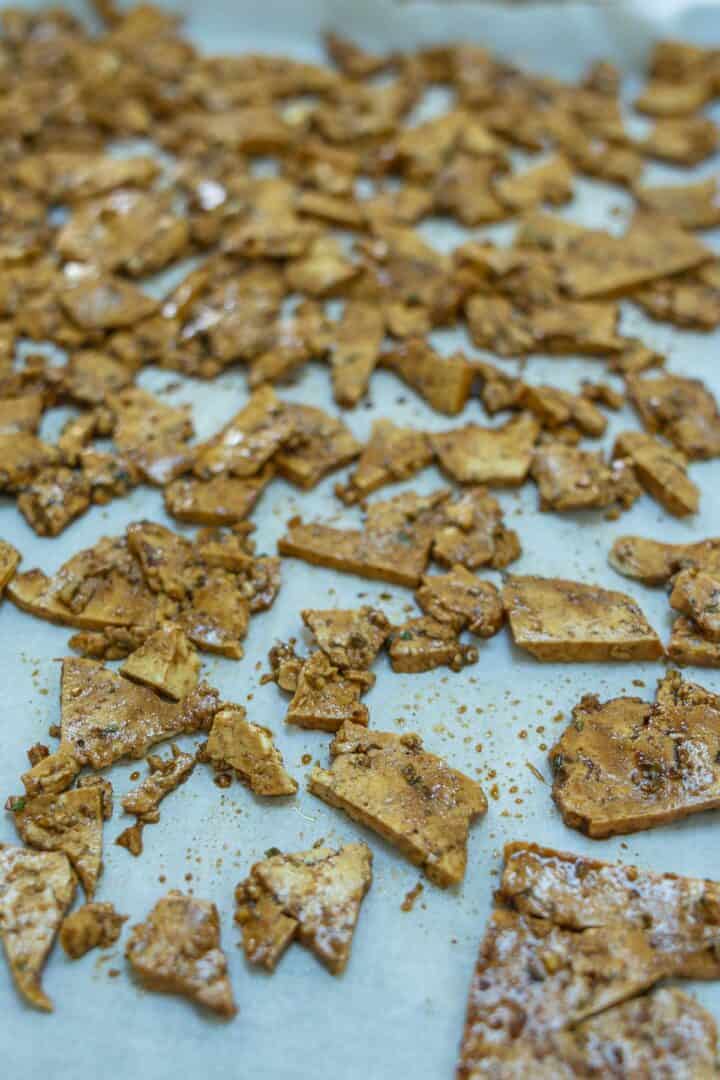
[235,843,372,974]
[380,339,475,415]
[165,469,273,526]
[60,902,127,960]
[309,723,487,887]
[60,274,159,331]
[283,651,371,733]
[434,154,507,226]
[0,434,60,493]
[669,616,720,668]
[502,575,663,661]
[522,383,607,438]
[635,76,712,116]
[626,372,720,460]
[120,624,200,700]
[273,404,361,489]
[0,539,20,597]
[335,419,432,504]
[117,745,195,855]
[0,846,76,1011]
[301,606,390,669]
[18,151,160,203]
[63,350,133,406]
[110,386,194,486]
[21,749,81,799]
[432,414,539,487]
[609,534,720,585]
[670,569,720,641]
[329,300,384,408]
[613,430,699,516]
[531,444,641,513]
[0,393,44,435]
[635,177,720,230]
[641,115,718,165]
[179,568,250,660]
[12,786,104,899]
[285,236,359,297]
[192,385,295,479]
[431,488,521,571]
[633,264,720,332]
[125,891,236,1019]
[205,705,296,796]
[388,616,478,673]
[17,466,91,537]
[416,566,504,638]
[76,776,114,821]
[466,294,624,357]
[495,155,573,211]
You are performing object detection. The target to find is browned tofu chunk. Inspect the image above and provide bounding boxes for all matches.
[434,154,507,226]
[432,414,539,486]
[466,294,624,357]
[21,749,81,799]
[502,575,663,661]
[11,786,103,898]
[273,404,361,489]
[117,745,195,856]
[126,892,236,1019]
[285,236,359,296]
[431,488,521,571]
[550,671,720,836]
[0,539,20,597]
[164,468,273,525]
[309,723,487,887]
[60,902,127,960]
[329,300,384,408]
[235,843,372,974]
[521,383,608,438]
[670,569,720,641]
[635,77,712,116]
[494,155,573,211]
[301,606,390,669]
[669,616,720,668]
[416,566,504,637]
[192,385,295,479]
[531,444,641,513]
[17,466,91,537]
[388,616,478,673]
[635,177,720,230]
[120,624,200,700]
[110,386,194,486]
[380,339,475,415]
[626,372,720,460]
[281,651,372,733]
[641,116,718,165]
[63,350,133,406]
[335,419,432,504]
[205,705,296,796]
[0,393,44,435]
[61,274,159,331]
[613,430,699,516]
[609,534,720,584]
[0,846,76,1011]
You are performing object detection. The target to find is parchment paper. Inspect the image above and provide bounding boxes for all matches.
[1,3,720,1078]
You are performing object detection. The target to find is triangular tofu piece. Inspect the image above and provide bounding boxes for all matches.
[609,534,720,585]
[235,843,372,974]
[120,624,200,700]
[205,706,296,796]
[126,891,236,1018]
[192,385,295,478]
[12,787,104,899]
[274,404,361,490]
[0,845,76,1011]
[335,419,432,504]
[60,658,218,768]
[301,606,390,669]
[284,652,372,732]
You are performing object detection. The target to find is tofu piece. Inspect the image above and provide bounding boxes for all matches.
[466,295,624,357]
[60,658,218,768]
[164,468,273,525]
[670,569,720,641]
[273,404,361,489]
[626,372,720,460]
[0,392,44,434]
[60,274,159,331]
[0,846,76,1011]
[434,154,507,226]
[309,723,487,887]
[0,433,60,493]
[21,749,81,800]
[178,568,250,660]
[335,419,432,504]
[431,488,521,571]
[635,77,712,116]
[110,386,194,486]
[285,236,359,297]
[609,534,720,584]
[63,349,133,406]
[204,705,296,796]
[76,775,114,821]
[125,892,236,1019]
[120,624,200,700]
[641,116,718,165]
[284,652,371,733]
[432,414,540,486]
[669,616,720,668]
[388,616,478,673]
[635,178,720,230]
[12,787,104,899]
[0,539,20,596]
[117,745,195,855]
[522,383,607,438]
[494,155,573,211]
[19,151,160,202]
[297,189,365,230]
[329,300,384,408]
[192,385,295,479]
[235,843,372,974]
[502,575,663,661]
[416,566,504,637]
[633,264,720,331]
[17,466,91,537]
[301,606,391,669]
[60,902,127,960]
[550,672,720,836]
[531,444,641,512]
[613,430,699,516]
[380,339,475,415]
[325,32,388,78]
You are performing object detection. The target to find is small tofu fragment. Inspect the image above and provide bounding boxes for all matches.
[416,567,504,638]
[431,488,521,571]
[21,749,81,799]
[193,386,294,479]
[0,434,60,492]
[274,404,361,489]
[61,275,158,331]
[60,902,127,960]
[329,300,384,408]
[531,444,641,513]
[283,652,371,733]
[388,616,478,673]
[380,339,475,415]
[17,466,91,537]
[126,892,236,1019]
[164,468,273,525]
[432,414,539,487]
[120,624,200,700]
[669,617,720,668]
[502,575,663,662]
[641,116,718,165]
[494,155,573,211]
[670,569,720,641]
[0,393,44,435]
[76,776,114,821]
[626,373,720,461]
[466,295,624,357]
[235,843,372,974]
[0,846,76,1011]
[301,606,390,669]
[335,419,432,504]
[110,386,194,486]
[12,787,103,899]
[309,723,487,887]
[609,535,720,585]
[0,539,20,596]
[205,706,296,796]
[613,431,699,516]
[117,745,195,855]
[635,178,720,230]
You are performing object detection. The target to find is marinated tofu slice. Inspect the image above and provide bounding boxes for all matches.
[432,414,540,486]
[635,178,720,230]
[626,373,720,461]
[329,300,384,408]
[0,434,60,493]
[465,294,624,357]
[0,393,44,435]
[117,745,195,856]
[126,892,236,1019]
[274,404,361,489]
[669,617,720,668]
[178,568,250,660]
[494,155,573,211]
[12,787,103,899]
[335,419,432,504]
[60,902,127,960]
[670,569,720,641]
[0,539,19,597]
[282,651,372,733]
[60,274,159,331]
[21,749,81,799]
[17,466,91,537]
[109,386,194,486]
[613,431,699,517]
[641,116,718,165]
[60,658,218,768]
[164,468,273,525]
[120,624,200,700]
[531,444,641,513]
[609,534,720,585]
[416,567,504,637]
[502,575,663,661]
[388,616,478,673]
[192,385,295,479]
[550,672,720,836]
[0,846,76,1011]
[380,339,475,416]
[235,843,372,974]
[301,606,390,669]
[204,705,296,796]
[309,723,487,887]
[431,488,521,571]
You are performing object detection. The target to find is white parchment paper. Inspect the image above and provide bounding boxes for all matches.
[1,3,720,1077]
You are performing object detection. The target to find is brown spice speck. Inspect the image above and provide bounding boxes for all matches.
[401,882,424,912]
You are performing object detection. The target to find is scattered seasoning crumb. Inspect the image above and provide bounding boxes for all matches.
[632,679,645,687]
[108,969,120,978]
[130,771,140,781]
[301,754,312,765]
[489,784,500,800]
[401,882,424,912]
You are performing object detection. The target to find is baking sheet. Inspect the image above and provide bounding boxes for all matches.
[2,2,720,1077]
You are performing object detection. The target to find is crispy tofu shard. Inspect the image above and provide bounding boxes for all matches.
[641,116,718,165]
[12,787,104,899]
[613,430,699,517]
[235,843,372,974]
[17,466,91,537]
[335,419,432,505]
[0,433,60,493]
[274,650,372,733]
[309,723,487,887]
[388,616,478,674]
[120,624,200,701]
[301,606,390,669]
[635,178,720,230]
[494,155,573,212]
[531,444,641,513]
[669,617,720,668]
[21,748,81,800]
[60,274,159,332]
[60,658,218,769]
[431,488,521,571]
[165,467,273,525]
[109,387,194,486]
[609,534,720,585]
[60,902,127,960]
[432,414,540,487]
[204,705,296,796]
[550,671,720,838]
[626,372,720,461]
[117,745,196,856]
[632,260,720,331]
[0,539,19,597]
[274,404,361,490]
[416,567,504,638]
[465,294,624,357]
[670,569,720,642]
[126,891,237,1019]
[380,339,475,416]
[328,300,384,408]
[0,846,76,1012]
[193,385,294,479]
[457,841,720,1079]
[502,575,663,662]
